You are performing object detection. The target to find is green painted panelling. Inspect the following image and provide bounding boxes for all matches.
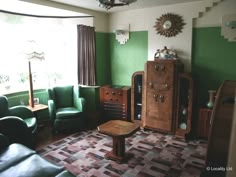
[96,32,111,86]
[6,89,48,107]
[109,31,148,86]
[192,27,236,107]
[5,89,49,121]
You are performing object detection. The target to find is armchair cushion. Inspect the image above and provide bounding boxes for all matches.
[56,107,82,120]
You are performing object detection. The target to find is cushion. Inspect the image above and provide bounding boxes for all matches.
[54,86,73,108]
[56,107,82,120]
[0,143,35,172]
[0,154,64,177]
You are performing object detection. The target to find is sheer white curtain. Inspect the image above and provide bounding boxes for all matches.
[0,13,78,93]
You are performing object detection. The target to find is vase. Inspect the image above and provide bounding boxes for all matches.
[206,90,216,108]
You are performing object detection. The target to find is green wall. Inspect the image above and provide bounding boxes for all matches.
[192,27,236,107]
[96,32,111,86]
[5,28,236,122]
[109,31,148,86]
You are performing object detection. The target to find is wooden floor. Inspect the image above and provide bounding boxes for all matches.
[35,123,72,150]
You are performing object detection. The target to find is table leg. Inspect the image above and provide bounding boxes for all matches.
[105,136,133,163]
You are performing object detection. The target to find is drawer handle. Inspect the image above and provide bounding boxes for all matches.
[155,64,159,71]
[112,92,116,95]
[160,65,165,71]
[149,82,153,88]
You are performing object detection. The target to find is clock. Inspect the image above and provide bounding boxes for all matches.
[154,13,185,37]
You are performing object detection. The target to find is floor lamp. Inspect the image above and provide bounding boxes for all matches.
[26,51,45,108]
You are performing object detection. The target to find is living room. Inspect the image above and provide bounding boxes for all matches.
[0,0,236,177]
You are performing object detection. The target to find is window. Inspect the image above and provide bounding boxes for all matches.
[0,2,93,94]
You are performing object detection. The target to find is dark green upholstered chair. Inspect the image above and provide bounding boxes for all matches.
[0,96,37,147]
[47,85,86,133]
[0,116,33,148]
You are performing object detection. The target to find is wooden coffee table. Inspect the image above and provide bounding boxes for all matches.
[97,120,140,163]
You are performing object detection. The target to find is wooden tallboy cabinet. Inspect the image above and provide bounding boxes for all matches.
[142,60,183,133]
[100,85,131,122]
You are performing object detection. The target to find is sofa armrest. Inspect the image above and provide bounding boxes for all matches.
[9,106,34,119]
[48,100,56,122]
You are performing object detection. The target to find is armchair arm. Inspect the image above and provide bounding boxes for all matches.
[0,133,10,149]
[48,99,56,122]
[0,116,32,148]
[74,97,85,112]
[73,85,85,111]
[9,106,34,119]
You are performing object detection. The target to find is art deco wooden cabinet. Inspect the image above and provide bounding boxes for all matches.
[100,85,131,122]
[142,60,184,133]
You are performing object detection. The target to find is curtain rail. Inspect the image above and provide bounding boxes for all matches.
[0,9,94,18]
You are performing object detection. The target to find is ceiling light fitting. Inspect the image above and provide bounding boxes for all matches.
[96,0,137,10]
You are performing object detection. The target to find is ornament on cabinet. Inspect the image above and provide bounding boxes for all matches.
[154,46,177,60]
[206,90,216,109]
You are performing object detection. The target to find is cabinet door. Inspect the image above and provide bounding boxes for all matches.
[144,89,174,132]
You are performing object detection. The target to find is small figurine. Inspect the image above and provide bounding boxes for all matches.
[154,46,177,60]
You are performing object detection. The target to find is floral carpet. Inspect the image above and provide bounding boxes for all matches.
[37,129,207,177]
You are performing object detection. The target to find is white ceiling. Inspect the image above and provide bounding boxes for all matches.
[49,0,203,13]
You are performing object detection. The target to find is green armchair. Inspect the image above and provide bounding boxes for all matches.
[0,96,37,147]
[47,85,86,133]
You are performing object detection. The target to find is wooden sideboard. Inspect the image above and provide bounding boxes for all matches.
[100,85,131,122]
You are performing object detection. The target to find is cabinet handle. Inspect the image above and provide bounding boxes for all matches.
[164,83,169,89]
[149,82,153,88]
[112,91,115,95]
[159,95,165,102]
[154,94,158,102]
[160,65,165,71]
[155,64,159,71]
[105,92,109,94]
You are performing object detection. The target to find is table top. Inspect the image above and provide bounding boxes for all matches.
[27,104,48,112]
[97,120,140,137]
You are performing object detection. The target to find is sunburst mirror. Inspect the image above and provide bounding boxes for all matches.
[154,13,185,37]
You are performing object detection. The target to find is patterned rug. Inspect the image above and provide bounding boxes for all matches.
[37,129,207,177]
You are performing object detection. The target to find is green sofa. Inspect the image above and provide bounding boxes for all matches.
[0,133,75,177]
[48,85,86,133]
[0,96,37,147]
